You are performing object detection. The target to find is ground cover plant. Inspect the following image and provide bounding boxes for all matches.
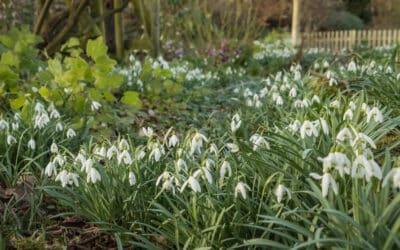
[0,28,400,249]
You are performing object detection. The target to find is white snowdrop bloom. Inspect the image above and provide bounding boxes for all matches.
[354,133,376,149]
[190,132,208,155]
[27,138,36,150]
[319,118,329,135]
[361,103,370,113]
[180,176,201,193]
[275,184,291,203]
[312,95,320,104]
[234,182,251,199]
[118,139,129,151]
[50,143,58,153]
[294,100,303,108]
[349,101,356,110]
[289,87,297,98]
[34,102,45,113]
[118,150,133,165]
[382,168,400,189]
[53,154,65,167]
[385,66,393,74]
[75,152,86,166]
[319,152,351,177]
[107,145,119,159]
[149,146,163,162]
[336,128,353,143]
[314,62,320,69]
[82,158,94,173]
[168,134,179,147]
[366,107,383,123]
[94,146,107,158]
[66,128,76,138]
[243,88,253,97]
[323,60,329,68]
[45,162,57,177]
[55,122,63,132]
[87,167,101,184]
[233,87,240,94]
[209,143,219,156]
[288,120,302,133]
[219,160,232,180]
[91,101,102,111]
[55,170,69,187]
[275,95,283,105]
[347,61,357,72]
[50,109,60,119]
[326,70,334,79]
[136,149,146,161]
[128,171,136,186]
[310,172,338,197]
[351,154,378,181]
[397,73,400,80]
[259,87,268,98]
[246,98,253,107]
[343,109,354,121]
[330,100,341,108]
[0,119,9,130]
[329,78,338,86]
[142,127,154,138]
[34,112,50,129]
[300,120,319,139]
[301,99,310,108]
[294,71,301,81]
[156,171,172,187]
[7,134,17,145]
[176,158,188,172]
[68,172,79,187]
[226,143,239,153]
[161,177,176,194]
[11,122,19,131]
[250,134,270,151]
[195,167,213,184]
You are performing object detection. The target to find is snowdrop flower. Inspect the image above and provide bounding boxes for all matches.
[68,172,79,187]
[91,101,102,111]
[180,175,201,193]
[205,158,215,169]
[349,101,356,110]
[219,160,232,180]
[66,128,76,138]
[6,134,17,145]
[176,158,188,172]
[50,143,58,153]
[53,154,65,166]
[160,176,176,194]
[354,133,376,149]
[149,145,163,162]
[310,172,338,197]
[319,118,329,135]
[250,134,270,151]
[118,150,133,165]
[385,66,393,74]
[323,60,329,68]
[347,61,357,72]
[190,132,208,155]
[87,167,101,184]
[118,139,129,151]
[94,146,107,158]
[135,149,146,161]
[329,78,338,86]
[336,128,353,143]
[314,62,320,69]
[50,109,60,119]
[312,95,320,104]
[288,120,301,133]
[81,158,94,173]
[11,122,18,131]
[260,87,268,98]
[34,102,45,113]
[209,143,219,156]
[234,182,251,199]
[275,95,283,105]
[55,170,69,187]
[300,120,319,139]
[128,171,136,186]
[226,143,239,153]
[330,100,341,108]
[27,138,36,150]
[352,154,382,181]
[45,162,57,177]
[168,134,179,147]
[294,71,301,81]
[107,145,118,159]
[275,184,291,203]
[382,168,400,189]
[319,152,351,177]
[0,119,9,130]
[142,127,154,137]
[195,167,213,184]
[343,109,354,121]
[366,107,383,123]
[289,87,297,98]
[34,112,50,129]
[361,103,370,113]
[231,113,241,133]
[55,122,63,132]
[397,73,400,81]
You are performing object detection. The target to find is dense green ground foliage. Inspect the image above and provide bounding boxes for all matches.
[1,29,400,249]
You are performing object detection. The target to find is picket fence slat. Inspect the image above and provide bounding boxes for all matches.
[303,29,400,51]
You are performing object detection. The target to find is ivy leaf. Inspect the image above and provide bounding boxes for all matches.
[9,97,26,110]
[1,51,20,68]
[121,91,142,109]
[86,37,107,61]
[38,86,50,100]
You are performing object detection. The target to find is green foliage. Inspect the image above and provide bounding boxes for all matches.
[320,11,365,30]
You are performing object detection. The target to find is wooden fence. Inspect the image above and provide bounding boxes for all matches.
[302,29,400,51]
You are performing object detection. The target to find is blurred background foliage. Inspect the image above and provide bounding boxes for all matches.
[0,0,399,59]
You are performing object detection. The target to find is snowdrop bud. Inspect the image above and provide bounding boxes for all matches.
[347,61,357,72]
[234,182,251,199]
[0,119,9,130]
[50,143,58,153]
[220,161,232,180]
[28,139,36,150]
[226,143,239,153]
[55,122,63,132]
[231,114,241,133]
[7,134,17,145]
[45,162,57,177]
[66,128,76,138]
[87,167,101,184]
[275,184,291,203]
[128,171,136,186]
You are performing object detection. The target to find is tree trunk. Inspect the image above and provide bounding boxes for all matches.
[291,0,301,47]
[152,0,160,57]
[114,0,124,60]
[103,0,116,54]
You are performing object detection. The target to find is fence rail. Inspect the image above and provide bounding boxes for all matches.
[302,29,400,51]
